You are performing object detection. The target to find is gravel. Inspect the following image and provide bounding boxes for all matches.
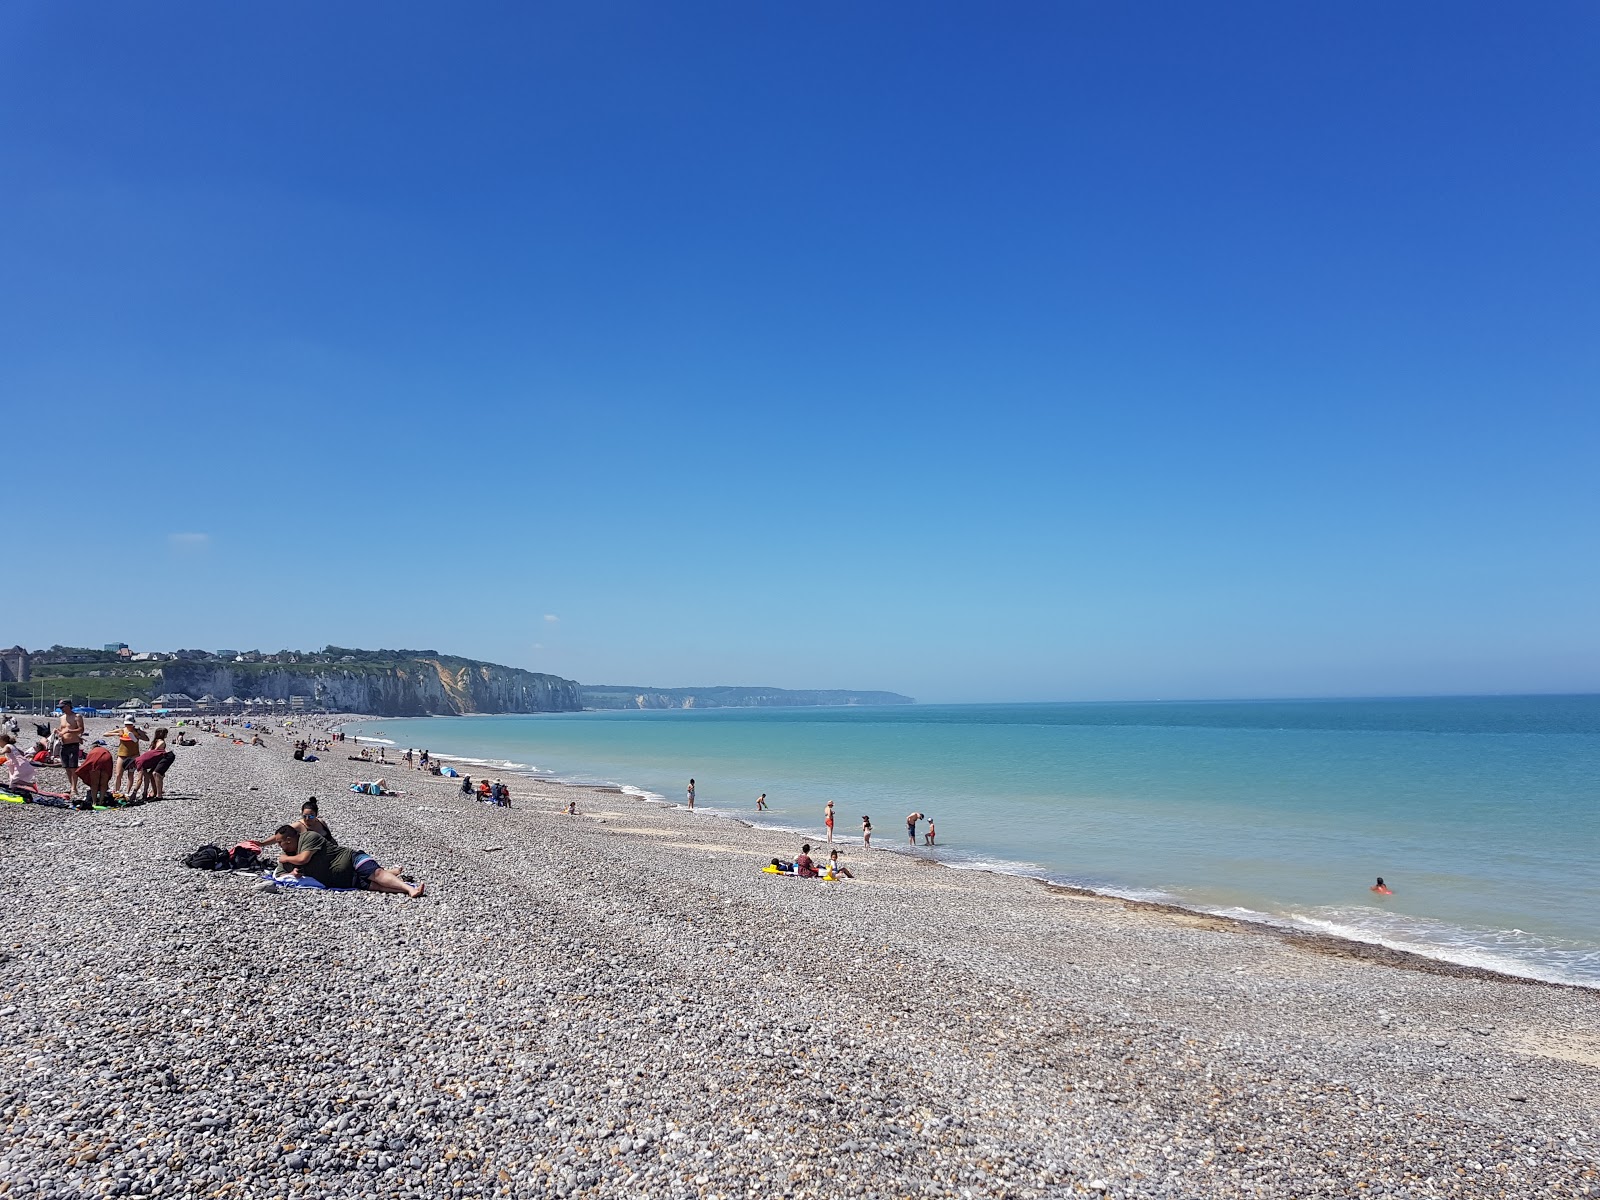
[1,716,1597,1198]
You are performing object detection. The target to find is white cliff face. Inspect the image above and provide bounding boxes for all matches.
[154,659,581,716]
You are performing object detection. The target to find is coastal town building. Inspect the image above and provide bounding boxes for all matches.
[0,646,28,683]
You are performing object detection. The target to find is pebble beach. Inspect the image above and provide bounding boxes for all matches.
[2,719,1598,1199]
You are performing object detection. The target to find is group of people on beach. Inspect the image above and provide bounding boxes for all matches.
[686,778,942,854]
[770,842,854,880]
[463,775,513,806]
[259,796,425,898]
[3,702,180,809]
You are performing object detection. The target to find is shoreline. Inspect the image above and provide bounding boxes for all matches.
[344,714,1599,992]
[2,714,1597,1197]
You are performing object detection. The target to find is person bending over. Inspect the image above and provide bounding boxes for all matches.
[131,728,175,800]
[75,744,116,810]
[272,825,424,897]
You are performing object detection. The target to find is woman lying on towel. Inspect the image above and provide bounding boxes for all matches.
[271,825,424,897]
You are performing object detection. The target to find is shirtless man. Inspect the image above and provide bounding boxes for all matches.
[906,811,923,846]
[56,701,85,797]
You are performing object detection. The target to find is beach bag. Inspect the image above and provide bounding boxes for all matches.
[228,841,263,869]
[184,844,229,870]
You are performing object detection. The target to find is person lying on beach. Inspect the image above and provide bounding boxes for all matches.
[924,818,936,846]
[1371,877,1393,895]
[826,849,854,880]
[271,826,424,897]
[794,843,819,878]
[296,798,333,838]
[769,858,796,873]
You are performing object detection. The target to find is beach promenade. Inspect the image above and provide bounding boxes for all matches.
[1,722,1597,1199]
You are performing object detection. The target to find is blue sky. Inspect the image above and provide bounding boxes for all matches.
[3,2,1596,702]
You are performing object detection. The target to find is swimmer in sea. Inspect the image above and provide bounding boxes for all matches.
[1371,877,1392,895]
[756,792,768,811]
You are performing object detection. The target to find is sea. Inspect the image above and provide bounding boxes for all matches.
[345,695,1600,988]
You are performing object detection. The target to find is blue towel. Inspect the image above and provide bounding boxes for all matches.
[261,872,352,891]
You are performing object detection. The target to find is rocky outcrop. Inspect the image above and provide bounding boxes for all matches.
[156,658,580,717]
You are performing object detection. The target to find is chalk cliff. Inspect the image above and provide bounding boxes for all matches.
[157,657,580,717]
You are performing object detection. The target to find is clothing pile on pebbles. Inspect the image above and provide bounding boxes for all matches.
[1,721,1597,1199]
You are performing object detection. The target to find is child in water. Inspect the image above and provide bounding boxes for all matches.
[1371,877,1392,895]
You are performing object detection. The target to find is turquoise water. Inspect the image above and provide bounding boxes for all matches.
[349,696,1600,986]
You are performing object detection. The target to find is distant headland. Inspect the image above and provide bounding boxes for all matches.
[0,644,911,717]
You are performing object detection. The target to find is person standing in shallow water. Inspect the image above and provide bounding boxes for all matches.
[861,815,872,849]
[756,793,767,811]
[686,778,695,810]
[905,811,923,845]
[824,800,835,842]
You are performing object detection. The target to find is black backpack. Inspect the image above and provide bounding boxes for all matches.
[228,842,262,869]
[183,844,229,870]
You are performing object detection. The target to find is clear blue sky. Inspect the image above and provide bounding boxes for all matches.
[3,2,1596,702]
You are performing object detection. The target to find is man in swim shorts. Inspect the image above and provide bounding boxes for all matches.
[906,811,923,845]
[273,826,424,897]
[56,701,84,796]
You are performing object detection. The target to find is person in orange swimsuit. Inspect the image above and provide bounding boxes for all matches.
[1371,877,1393,895]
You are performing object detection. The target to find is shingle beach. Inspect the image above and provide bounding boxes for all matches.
[2,719,1597,1199]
